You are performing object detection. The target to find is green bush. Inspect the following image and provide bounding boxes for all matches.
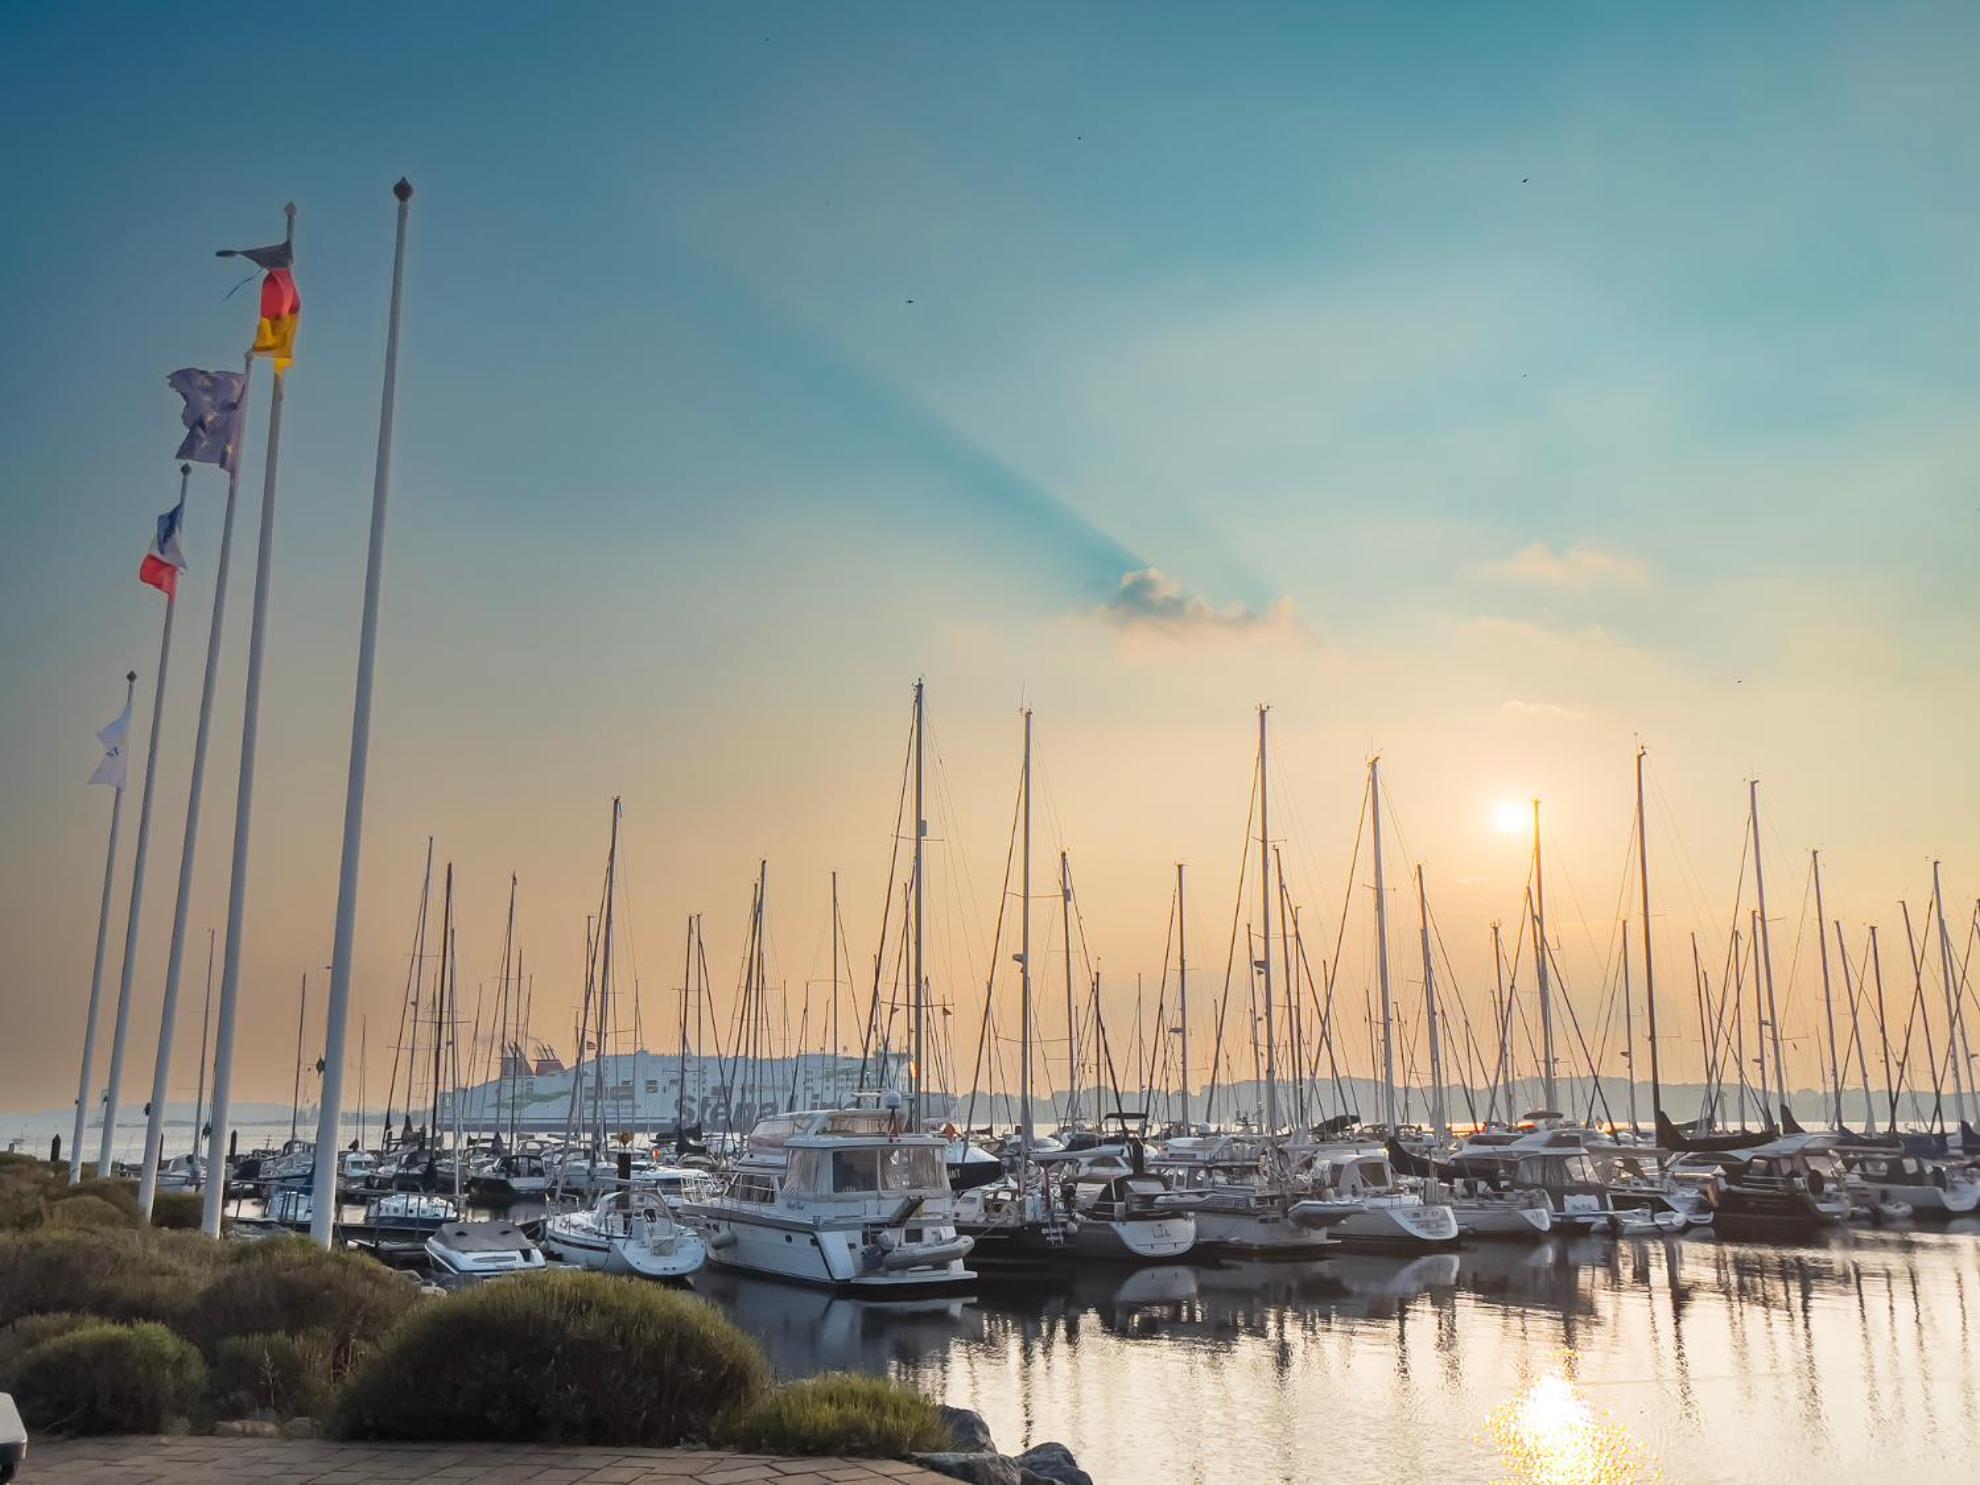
[209,1329,337,1420]
[333,1270,770,1445]
[0,1227,219,1326]
[12,1320,207,1435]
[150,1192,205,1230]
[190,1238,415,1362]
[0,1312,92,1390]
[54,1179,140,1223]
[46,1195,127,1230]
[721,1373,951,1456]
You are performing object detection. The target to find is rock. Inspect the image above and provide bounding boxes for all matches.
[281,1416,320,1439]
[212,1419,282,1438]
[939,1404,997,1453]
[911,1451,1025,1485]
[1015,1442,1093,1485]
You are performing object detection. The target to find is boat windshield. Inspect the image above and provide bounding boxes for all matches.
[786,1145,945,1194]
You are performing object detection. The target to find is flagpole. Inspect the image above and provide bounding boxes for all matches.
[203,202,297,1237]
[138,358,256,1220]
[97,463,190,1177]
[311,179,413,1244]
[69,671,136,1183]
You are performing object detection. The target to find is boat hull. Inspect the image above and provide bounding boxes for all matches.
[1189,1207,1335,1258]
[1295,1200,1460,1249]
[688,1207,976,1292]
[1450,1201,1553,1240]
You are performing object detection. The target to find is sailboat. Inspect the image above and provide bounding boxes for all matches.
[953,705,1196,1264]
[1290,757,1458,1250]
[1148,709,1339,1258]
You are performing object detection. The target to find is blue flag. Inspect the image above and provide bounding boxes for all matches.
[168,368,248,473]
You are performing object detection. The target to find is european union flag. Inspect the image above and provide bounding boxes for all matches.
[168,367,248,472]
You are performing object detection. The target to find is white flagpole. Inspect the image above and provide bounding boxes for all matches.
[311,180,413,1244]
[203,202,297,1236]
[69,670,136,1182]
[138,357,255,1219]
[97,462,190,1177]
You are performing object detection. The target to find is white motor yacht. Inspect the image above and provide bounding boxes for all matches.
[542,1190,708,1280]
[683,1107,975,1291]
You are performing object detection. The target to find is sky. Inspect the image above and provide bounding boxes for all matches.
[2,2,1978,1126]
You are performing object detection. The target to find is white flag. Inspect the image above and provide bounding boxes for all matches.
[88,698,132,789]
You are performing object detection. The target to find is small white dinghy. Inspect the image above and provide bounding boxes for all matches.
[424,1219,547,1283]
[542,1191,708,1282]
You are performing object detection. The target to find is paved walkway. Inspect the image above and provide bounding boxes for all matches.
[22,1437,953,1485]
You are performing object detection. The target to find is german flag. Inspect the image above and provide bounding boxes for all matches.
[219,236,300,372]
[252,268,301,371]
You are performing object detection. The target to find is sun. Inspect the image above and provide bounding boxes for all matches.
[1492,799,1529,836]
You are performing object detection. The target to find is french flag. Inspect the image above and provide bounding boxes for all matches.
[138,498,187,598]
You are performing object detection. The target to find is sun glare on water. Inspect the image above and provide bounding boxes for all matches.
[1486,1370,1655,1484]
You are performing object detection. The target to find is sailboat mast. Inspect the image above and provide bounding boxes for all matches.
[1018,708,1034,1155]
[1690,933,1715,1127]
[1369,756,1396,1128]
[1257,708,1280,1135]
[1531,799,1558,1114]
[1636,747,1663,1116]
[1621,929,1638,1134]
[1177,863,1189,1132]
[1416,865,1446,1141]
[1869,924,1898,1127]
[290,972,307,1144]
[1813,851,1844,1128]
[497,872,516,1145]
[1932,860,1970,1126]
[1490,921,1509,1123]
[1061,850,1077,1126]
[193,929,214,1165]
[1750,909,1771,1123]
[431,865,450,1144]
[1749,781,1788,1120]
[1836,921,1876,1133]
[830,875,840,1086]
[595,799,621,1154]
[909,680,926,1127]
[678,916,694,1133]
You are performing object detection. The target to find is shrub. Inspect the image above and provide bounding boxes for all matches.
[333,1270,770,1445]
[721,1373,951,1457]
[53,1179,140,1224]
[0,1312,92,1390]
[149,1192,205,1230]
[209,1329,337,1420]
[190,1238,415,1362]
[12,1320,207,1435]
[0,1227,219,1326]
[46,1195,127,1230]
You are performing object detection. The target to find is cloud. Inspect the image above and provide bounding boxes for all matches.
[1095,567,1302,638]
[1478,542,1651,592]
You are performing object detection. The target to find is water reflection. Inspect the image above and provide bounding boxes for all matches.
[692,1228,1980,1485]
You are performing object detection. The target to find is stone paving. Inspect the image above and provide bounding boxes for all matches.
[21,1437,955,1485]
